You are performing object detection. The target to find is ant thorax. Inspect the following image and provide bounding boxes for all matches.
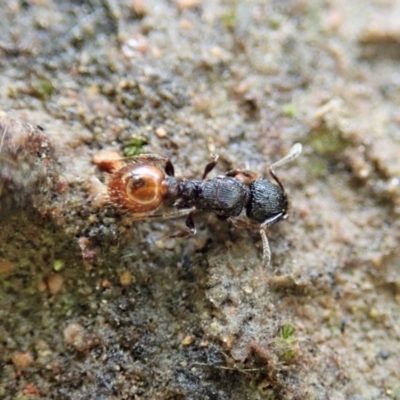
[171,177,250,218]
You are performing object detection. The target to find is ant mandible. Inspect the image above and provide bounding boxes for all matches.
[95,143,302,268]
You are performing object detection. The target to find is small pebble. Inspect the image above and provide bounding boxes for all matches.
[12,352,33,369]
[181,335,195,346]
[64,323,84,346]
[155,127,167,138]
[92,149,124,172]
[46,274,64,295]
[0,259,13,275]
[120,270,134,286]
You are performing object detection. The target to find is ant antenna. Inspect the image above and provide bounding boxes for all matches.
[269,143,302,192]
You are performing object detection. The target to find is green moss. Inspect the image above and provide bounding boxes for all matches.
[393,385,400,400]
[53,259,65,272]
[282,103,297,117]
[269,17,281,30]
[309,157,328,177]
[123,136,148,156]
[308,130,347,155]
[272,323,299,365]
[221,10,238,31]
[281,348,298,363]
[279,323,296,341]
[30,76,54,100]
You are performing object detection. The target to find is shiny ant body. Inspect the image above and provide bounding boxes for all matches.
[97,143,302,268]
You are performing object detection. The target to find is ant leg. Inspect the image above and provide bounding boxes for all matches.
[127,207,194,222]
[225,170,258,185]
[270,143,302,170]
[229,216,283,269]
[164,159,175,177]
[228,217,260,231]
[202,154,219,180]
[260,213,285,228]
[269,143,302,191]
[166,212,197,239]
[259,229,271,269]
[259,213,286,268]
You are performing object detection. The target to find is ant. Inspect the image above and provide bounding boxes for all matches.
[95,143,302,268]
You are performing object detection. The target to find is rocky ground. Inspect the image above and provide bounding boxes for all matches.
[1,0,400,399]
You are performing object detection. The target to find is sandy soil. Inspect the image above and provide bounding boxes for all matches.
[1,0,400,399]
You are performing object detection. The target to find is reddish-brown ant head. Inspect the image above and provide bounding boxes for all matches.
[108,164,168,213]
